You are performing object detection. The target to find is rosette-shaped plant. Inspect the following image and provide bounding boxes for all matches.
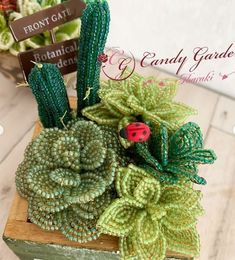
[135,122,216,185]
[82,72,196,147]
[16,120,129,242]
[98,164,203,260]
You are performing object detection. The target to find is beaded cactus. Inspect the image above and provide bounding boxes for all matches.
[98,164,203,260]
[82,71,196,148]
[16,120,129,242]
[135,122,217,185]
[28,63,72,129]
[76,0,110,114]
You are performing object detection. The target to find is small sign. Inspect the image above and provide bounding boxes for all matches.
[18,38,78,81]
[9,0,86,41]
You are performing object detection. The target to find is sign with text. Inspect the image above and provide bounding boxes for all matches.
[18,38,78,81]
[9,0,85,41]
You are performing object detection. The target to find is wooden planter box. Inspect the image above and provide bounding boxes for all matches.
[3,97,193,260]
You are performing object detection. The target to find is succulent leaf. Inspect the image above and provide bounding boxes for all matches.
[83,72,196,147]
[135,122,216,185]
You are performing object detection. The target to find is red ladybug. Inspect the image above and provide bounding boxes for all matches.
[98,53,108,63]
[119,122,151,142]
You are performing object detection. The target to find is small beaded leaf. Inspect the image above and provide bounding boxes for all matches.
[98,164,202,260]
[28,198,62,231]
[31,196,71,213]
[162,226,200,257]
[72,189,114,220]
[59,208,100,243]
[27,166,65,199]
[80,140,106,170]
[52,136,81,171]
[49,168,81,187]
[134,231,166,260]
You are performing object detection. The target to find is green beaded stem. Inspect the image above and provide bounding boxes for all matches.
[76,0,110,114]
[28,63,72,129]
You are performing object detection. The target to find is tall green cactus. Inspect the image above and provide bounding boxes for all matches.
[28,63,72,129]
[76,0,110,114]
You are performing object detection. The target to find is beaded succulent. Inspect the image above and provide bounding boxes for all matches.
[98,164,203,260]
[13,0,216,258]
[135,122,217,185]
[76,0,110,113]
[16,120,129,242]
[0,0,80,55]
[82,72,196,148]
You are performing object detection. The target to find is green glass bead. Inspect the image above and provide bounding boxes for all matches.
[76,0,110,113]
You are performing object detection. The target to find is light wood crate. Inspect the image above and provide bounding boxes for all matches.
[3,97,193,260]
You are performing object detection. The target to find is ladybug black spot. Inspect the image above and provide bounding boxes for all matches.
[132,132,137,137]
[139,138,143,142]
[119,129,127,139]
[143,130,147,135]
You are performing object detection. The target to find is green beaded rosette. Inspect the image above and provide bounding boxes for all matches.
[16,120,129,242]
[98,164,203,260]
[14,0,217,259]
[82,72,196,148]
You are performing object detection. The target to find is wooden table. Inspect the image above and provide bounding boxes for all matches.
[0,65,235,260]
